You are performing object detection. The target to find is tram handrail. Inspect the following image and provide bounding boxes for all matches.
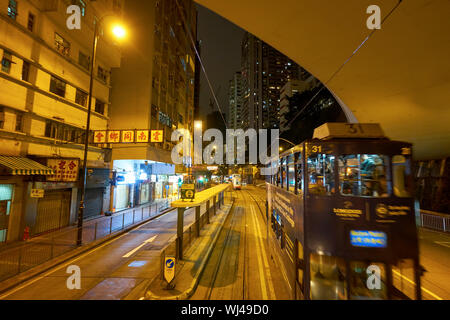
[419,209,450,233]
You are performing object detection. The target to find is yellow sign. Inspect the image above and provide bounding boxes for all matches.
[151,130,164,143]
[122,130,134,143]
[107,131,120,143]
[136,130,149,143]
[93,131,106,143]
[30,189,44,198]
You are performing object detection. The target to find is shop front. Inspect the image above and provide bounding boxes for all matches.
[0,155,55,242]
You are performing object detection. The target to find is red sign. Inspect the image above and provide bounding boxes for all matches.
[47,159,79,182]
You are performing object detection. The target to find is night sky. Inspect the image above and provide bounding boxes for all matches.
[196,4,245,127]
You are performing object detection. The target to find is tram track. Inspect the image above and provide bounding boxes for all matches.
[201,190,248,300]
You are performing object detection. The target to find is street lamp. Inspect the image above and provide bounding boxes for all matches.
[77,18,127,246]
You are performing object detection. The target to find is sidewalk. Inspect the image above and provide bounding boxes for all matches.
[145,201,233,300]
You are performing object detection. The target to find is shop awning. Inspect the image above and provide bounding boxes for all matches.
[0,156,55,176]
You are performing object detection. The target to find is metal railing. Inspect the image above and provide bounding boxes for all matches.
[0,198,174,283]
[159,188,234,280]
[419,210,450,233]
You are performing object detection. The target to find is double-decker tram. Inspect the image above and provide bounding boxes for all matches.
[266,123,422,300]
[232,174,242,190]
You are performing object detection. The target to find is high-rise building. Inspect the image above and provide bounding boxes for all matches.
[228,71,243,129]
[109,0,198,211]
[0,0,123,242]
[279,77,320,132]
[240,32,305,130]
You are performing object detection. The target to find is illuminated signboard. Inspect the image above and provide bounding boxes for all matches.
[350,230,387,248]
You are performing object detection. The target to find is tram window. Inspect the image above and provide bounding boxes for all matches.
[349,261,387,300]
[339,154,389,197]
[392,155,412,197]
[282,157,288,189]
[310,254,347,300]
[287,154,295,192]
[296,154,303,193]
[391,259,416,300]
[307,154,335,195]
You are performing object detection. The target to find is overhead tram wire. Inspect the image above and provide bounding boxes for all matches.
[285,0,404,129]
[174,0,228,130]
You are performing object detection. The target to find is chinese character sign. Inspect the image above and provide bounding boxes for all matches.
[122,130,134,143]
[108,131,120,143]
[93,130,164,144]
[151,130,164,143]
[47,159,79,182]
[136,130,149,143]
[94,131,106,143]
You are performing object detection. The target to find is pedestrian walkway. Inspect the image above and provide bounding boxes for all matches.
[145,202,233,300]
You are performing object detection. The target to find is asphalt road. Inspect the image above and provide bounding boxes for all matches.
[0,204,205,300]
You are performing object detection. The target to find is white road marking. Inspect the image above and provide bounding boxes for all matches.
[250,204,276,300]
[122,235,157,258]
[248,205,268,300]
[391,270,443,300]
[434,241,450,248]
[0,216,158,299]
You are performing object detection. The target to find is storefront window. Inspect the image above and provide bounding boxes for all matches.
[392,155,412,197]
[310,253,347,300]
[0,184,13,243]
[339,154,389,197]
[349,261,387,300]
[307,154,335,195]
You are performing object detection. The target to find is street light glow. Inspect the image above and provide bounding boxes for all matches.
[194,121,202,129]
[112,25,127,39]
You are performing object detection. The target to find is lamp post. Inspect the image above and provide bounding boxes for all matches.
[76,18,126,246]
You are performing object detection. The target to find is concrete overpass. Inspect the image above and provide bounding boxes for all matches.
[195,0,450,160]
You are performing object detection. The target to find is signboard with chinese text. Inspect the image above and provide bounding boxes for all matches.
[350,230,387,248]
[93,131,106,144]
[136,130,149,143]
[94,129,165,144]
[107,131,120,143]
[121,130,134,143]
[30,189,44,198]
[46,159,79,182]
[151,130,164,143]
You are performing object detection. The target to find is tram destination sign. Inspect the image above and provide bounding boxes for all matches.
[350,230,387,248]
[313,123,385,140]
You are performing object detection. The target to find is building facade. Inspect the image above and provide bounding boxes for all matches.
[108,0,198,212]
[0,0,123,242]
[227,71,242,130]
[240,32,305,130]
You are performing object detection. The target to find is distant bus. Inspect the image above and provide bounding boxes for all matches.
[232,174,241,190]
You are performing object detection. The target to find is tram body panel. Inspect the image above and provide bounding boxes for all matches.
[266,129,421,300]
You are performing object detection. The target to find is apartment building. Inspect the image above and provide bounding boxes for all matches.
[0,0,123,242]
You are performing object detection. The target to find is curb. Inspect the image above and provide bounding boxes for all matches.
[0,207,176,296]
[145,200,235,300]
